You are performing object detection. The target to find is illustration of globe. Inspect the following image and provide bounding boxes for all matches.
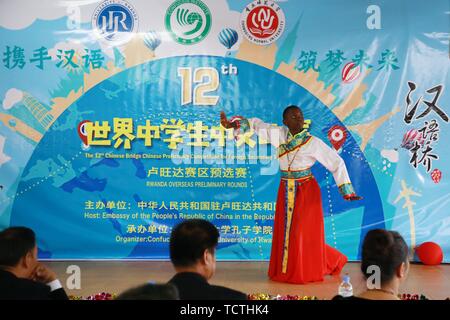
[10,56,384,260]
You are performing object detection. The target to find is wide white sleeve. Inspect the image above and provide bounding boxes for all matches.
[232,117,285,148]
[311,137,356,197]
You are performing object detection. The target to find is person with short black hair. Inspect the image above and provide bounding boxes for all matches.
[333,229,409,300]
[0,226,68,300]
[117,283,179,300]
[168,219,247,300]
[220,107,361,284]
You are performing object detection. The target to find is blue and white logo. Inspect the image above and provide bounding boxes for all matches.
[92,0,138,44]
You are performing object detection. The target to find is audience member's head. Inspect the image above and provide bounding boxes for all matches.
[0,227,38,278]
[169,219,219,280]
[361,229,409,293]
[117,283,179,300]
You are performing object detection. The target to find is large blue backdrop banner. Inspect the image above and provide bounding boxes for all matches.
[0,0,448,261]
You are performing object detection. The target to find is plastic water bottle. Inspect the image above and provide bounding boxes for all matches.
[338,274,353,297]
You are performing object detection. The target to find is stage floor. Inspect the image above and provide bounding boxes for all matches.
[46,261,450,300]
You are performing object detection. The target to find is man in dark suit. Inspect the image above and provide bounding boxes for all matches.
[168,219,247,300]
[0,227,68,300]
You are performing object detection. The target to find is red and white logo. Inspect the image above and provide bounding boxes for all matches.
[327,125,347,151]
[240,1,285,45]
[341,62,361,83]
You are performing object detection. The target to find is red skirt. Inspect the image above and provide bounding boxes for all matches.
[268,177,347,284]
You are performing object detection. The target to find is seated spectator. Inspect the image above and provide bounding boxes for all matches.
[168,219,247,300]
[333,229,409,300]
[117,283,179,300]
[0,227,68,300]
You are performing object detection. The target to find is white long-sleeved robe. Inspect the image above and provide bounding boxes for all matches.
[234,117,355,197]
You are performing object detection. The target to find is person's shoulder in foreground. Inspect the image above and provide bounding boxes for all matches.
[168,219,247,300]
[0,269,66,300]
[169,272,247,300]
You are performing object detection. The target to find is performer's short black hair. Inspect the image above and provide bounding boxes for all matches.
[170,219,219,267]
[0,226,36,267]
[361,229,408,284]
[283,105,303,119]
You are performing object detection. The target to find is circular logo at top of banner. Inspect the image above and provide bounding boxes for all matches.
[240,0,285,45]
[165,0,212,45]
[92,0,138,45]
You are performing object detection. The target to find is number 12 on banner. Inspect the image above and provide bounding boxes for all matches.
[178,67,219,106]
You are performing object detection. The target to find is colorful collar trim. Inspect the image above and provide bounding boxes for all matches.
[279,130,311,158]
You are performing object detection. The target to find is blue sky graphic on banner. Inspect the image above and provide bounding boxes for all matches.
[0,0,449,261]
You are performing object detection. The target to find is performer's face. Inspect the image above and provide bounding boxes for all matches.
[283,108,304,133]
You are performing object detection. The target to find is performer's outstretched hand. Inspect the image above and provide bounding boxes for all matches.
[344,194,363,201]
[220,111,235,129]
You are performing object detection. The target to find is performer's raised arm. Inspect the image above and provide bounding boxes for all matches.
[220,111,284,147]
[310,137,362,201]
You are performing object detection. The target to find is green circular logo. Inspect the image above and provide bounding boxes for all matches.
[165,0,212,45]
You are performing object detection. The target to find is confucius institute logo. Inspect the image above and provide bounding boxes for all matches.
[240,0,285,45]
[165,0,212,45]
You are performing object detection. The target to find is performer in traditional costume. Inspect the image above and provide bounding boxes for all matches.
[220,106,361,284]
